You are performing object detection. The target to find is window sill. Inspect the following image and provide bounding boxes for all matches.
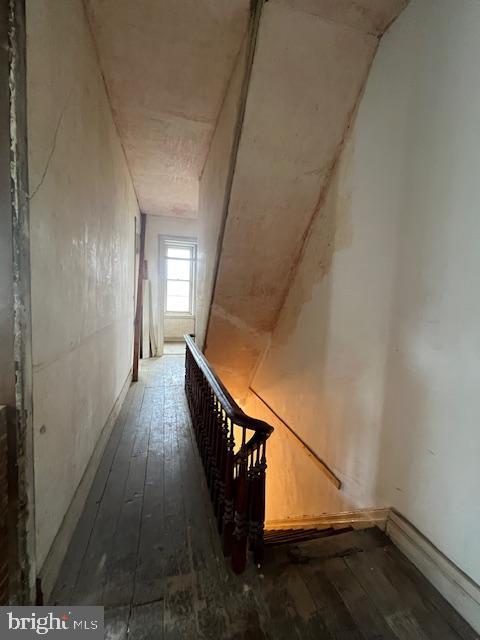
[164,313,194,319]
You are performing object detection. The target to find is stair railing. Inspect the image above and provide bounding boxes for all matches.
[184,334,273,573]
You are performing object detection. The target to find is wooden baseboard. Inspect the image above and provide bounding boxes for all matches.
[386,509,480,634]
[265,507,390,531]
[38,368,133,601]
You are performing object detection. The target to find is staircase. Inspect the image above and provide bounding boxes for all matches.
[264,526,353,547]
[184,334,274,574]
[184,334,383,573]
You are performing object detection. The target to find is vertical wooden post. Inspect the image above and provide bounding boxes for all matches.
[216,418,227,530]
[231,444,249,574]
[142,274,150,358]
[249,442,267,565]
[222,419,235,557]
[132,212,146,382]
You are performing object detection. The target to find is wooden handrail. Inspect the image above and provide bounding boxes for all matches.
[184,335,273,438]
[184,334,273,573]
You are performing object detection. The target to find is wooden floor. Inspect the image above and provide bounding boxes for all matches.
[51,356,478,640]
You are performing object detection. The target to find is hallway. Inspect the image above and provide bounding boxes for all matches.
[50,355,243,636]
[50,356,478,640]
[51,355,271,638]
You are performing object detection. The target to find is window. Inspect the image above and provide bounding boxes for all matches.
[164,241,195,315]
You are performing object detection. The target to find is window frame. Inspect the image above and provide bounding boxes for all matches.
[163,239,196,317]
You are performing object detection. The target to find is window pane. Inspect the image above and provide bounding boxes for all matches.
[167,296,190,312]
[167,247,191,259]
[167,258,190,280]
[167,280,189,298]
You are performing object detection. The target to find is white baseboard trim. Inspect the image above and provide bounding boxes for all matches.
[386,509,480,634]
[265,507,390,531]
[39,368,133,601]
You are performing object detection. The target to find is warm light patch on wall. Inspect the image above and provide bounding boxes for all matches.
[241,390,350,523]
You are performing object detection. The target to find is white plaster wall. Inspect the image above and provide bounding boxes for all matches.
[27,0,140,568]
[205,0,382,397]
[144,215,197,351]
[196,40,247,350]
[243,392,350,522]
[164,317,194,341]
[252,0,480,584]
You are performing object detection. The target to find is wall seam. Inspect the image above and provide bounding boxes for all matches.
[203,0,265,351]
[81,0,142,214]
[198,30,248,184]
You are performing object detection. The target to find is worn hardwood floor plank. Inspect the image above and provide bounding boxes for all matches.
[51,380,140,605]
[102,385,154,608]
[129,601,164,640]
[176,386,230,639]
[104,605,130,640]
[346,546,464,640]
[51,356,477,640]
[320,556,398,640]
[301,560,364,640]
[71,374,147,605]
[133,382,166,606]
[382,545,479,640]
[162,364,200,639]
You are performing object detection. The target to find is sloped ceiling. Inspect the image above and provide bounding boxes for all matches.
[85,0,250,217]
[204,0,409,396]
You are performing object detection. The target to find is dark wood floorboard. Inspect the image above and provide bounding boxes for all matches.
[50,356,478,640]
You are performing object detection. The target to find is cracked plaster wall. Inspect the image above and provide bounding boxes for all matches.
[26,0,140,568]
[251,0,480,587]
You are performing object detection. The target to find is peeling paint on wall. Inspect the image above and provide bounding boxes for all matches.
[7,0,36,603]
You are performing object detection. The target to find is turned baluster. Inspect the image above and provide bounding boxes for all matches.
[209,397,221,500]
[215,407,228,525]
[185,351,193,422]
[200,376,210,466]
[205,390,215,489]
[231,428,249,574]
[194,367,202,439]
[192,363,201,439]
[211,403,223,512]
[249,440,267,565]
[222,418,235,556]
[248,446,260,556]
[184,349,189,395]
